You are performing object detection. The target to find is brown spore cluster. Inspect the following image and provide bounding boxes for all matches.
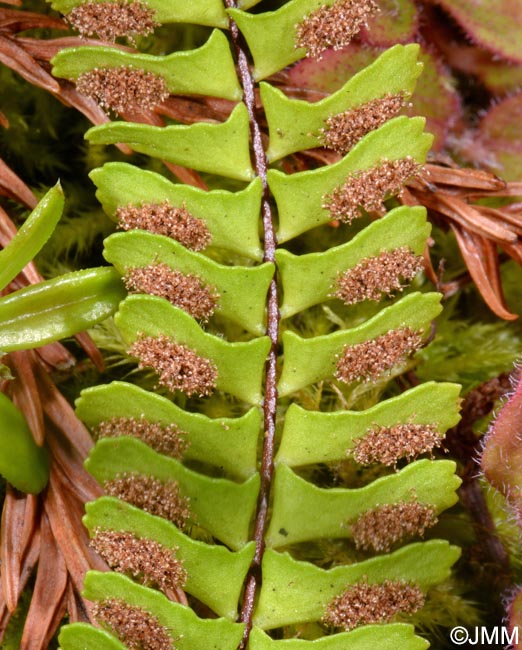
[335,327,423,384]
[353,422,442,466]
[324,157,421,224]
[116,201,212,252]
[96,416,189,459]
[129,334,218,397]
[351,501,438,552]
[91,529,187,594]
[334,247,423,305]
[321,93,407,154]
[295,0,379,59]
[323,580,424,630]
[93,599,174,650]
[103,473,191,529]
[76,66,169,114]
[67,0,158,41]
[124,264,219,322]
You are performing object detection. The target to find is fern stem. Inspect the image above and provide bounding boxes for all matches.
[225,4,280,646]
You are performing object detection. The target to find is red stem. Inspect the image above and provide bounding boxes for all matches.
[224,4,280,647]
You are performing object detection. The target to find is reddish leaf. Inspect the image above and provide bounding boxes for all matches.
[451,224,518,320]
[360,0,418,45]
[423,0,522,63]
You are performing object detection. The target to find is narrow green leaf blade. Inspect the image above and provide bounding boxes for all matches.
[48,0,229,28]
[76,381,260,480]
[90,163,263,260]
[86,436,260,550]
[0,393,49,493]
[266,460,460,548]
[116,295,270,404]
[59,623,126,650]
[278,293,442,397]
[0,268,126,352]
[86,104,254,182]
[52,30,242,101]
[277,206,429,319]
[0,183,64,291]
[254,542,461,629]
[269,117,432,242]
[82,572,245,650]
[84,497,255,620]
[104,230,274,335]
[263,44,422,161]
[276,382,461,467]
[248,624,428,650]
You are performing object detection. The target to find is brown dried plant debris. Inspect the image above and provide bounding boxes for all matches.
[325,157,421,224]
[323,580,424,630]
[353,422,442,466]
[129,334,218,397]
[95,416,189,459]
[321,93,407,154]
[351,501,438,552]
[335,327,423,384]
[93,599,174,650]
[103,474,191,529]
[334,247,423,305]
[66,0,158,41]
[91,529,187,594]
[76,66,169,114]
[295,0,379,59]
[124,264,219,322]
[116,202,212,252]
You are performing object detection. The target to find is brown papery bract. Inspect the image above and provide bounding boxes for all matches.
[67,0,158,41]
[335,327,423,383]
[129,334,218,397]
[324,580,424,631]
[124,264,219,322]
[351,501,438,552]
[76,66,169,114]
[104,473,191,529]
[96,416,189,459]
[93,599,174,650]
[116,201,212,252]
[334,247,423,305]
[324,157,421,224]
[321,93,407,154]
[91,529,187,595]
[295,0,379,59]
[353,422,442,466]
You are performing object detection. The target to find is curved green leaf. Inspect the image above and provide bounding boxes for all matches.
[49,0,229,28]
[266,460,460,548]
[84,497,255,620]
[276,382,461,467]
[90,164,263,260]
[269,117,432,243]
[254,542,461,629]
[0,268,126,352]
[0,183,64,291]
[277,206,429,319]
[263,44,422,161]
[278,293,442,397]
[82,572,245,650]
[0,393,49,493]
[104,230,274,335]
[249,624,428,650]
[52,30,242,101]
[228,0,342,80]
[116,295,271,404]
[76,381,260,480]
[59,623,126,650]
[86,104,254,182]
[86,436,260,550]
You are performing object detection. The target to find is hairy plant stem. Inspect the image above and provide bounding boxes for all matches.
[225,4,280,646]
